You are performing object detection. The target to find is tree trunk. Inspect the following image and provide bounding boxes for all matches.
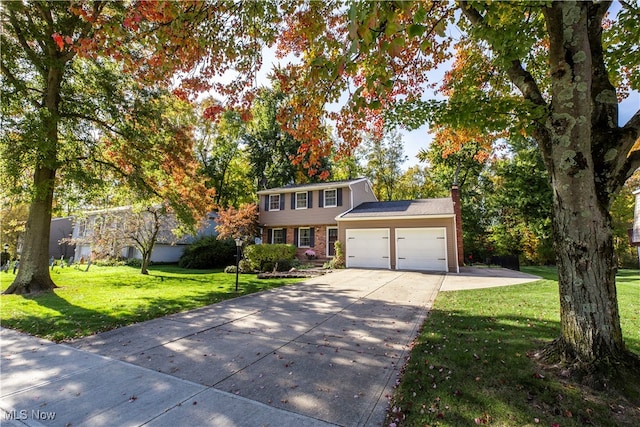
[3,166,57,294]
[537,2,630,371]
[140,252,150,275]
[549,180,625,363]
[138,208,160,275]
[3,45,65,294]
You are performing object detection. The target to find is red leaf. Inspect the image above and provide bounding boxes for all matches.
[52,33,64,50]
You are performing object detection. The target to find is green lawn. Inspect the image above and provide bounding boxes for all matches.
[388,267,640,427]
[0,265,300,342]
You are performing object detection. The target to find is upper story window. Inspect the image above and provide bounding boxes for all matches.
[269,194,281,211]
[324,189,337,207]
[295,192,308,209]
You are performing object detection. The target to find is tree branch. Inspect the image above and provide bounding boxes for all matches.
[58,111,127,138]
[457,1,546,107]
[611,108,640,188]
[457,0,550,156]
[626,150,640,180]
[7,7,47,76]
[0,62,44,110]
[92,159,165,201]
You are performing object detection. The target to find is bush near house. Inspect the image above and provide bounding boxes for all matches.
[178,236,236,269]
[244,244,296,272]
[328,241,345,269]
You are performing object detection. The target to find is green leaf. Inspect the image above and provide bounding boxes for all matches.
[408,24,426,38]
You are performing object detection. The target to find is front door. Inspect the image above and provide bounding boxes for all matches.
[327,227,338,257]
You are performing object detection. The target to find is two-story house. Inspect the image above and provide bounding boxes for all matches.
[258,178,378,260]
[258,178,463,273]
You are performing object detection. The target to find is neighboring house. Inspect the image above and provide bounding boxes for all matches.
[71,207,217,263]
[631,189,640,266]
[49,217,75,259]
[257,178,464,273]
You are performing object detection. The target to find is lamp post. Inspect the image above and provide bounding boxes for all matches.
[234,237,242,293]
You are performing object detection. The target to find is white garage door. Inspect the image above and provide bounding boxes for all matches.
[396,228,448,272]
[346,229,390,269]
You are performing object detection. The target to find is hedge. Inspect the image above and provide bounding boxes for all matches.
[244,244,296,272]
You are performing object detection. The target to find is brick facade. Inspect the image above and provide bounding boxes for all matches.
[262,225,335,262]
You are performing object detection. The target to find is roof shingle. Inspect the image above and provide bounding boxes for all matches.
[339,198,454,218]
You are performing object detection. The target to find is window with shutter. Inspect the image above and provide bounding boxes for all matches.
[272,228,285,244]
[269,194,280,211]
[298,227,311,247]
[324,189,337,207]
[295,192,308,209]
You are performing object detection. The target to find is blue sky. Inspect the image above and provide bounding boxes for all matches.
[254,34,639,170]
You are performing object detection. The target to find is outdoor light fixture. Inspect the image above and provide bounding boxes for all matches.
[234,238,243,293]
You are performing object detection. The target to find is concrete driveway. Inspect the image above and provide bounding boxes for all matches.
[1,269,444,427]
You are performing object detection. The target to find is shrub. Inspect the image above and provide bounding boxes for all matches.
[244,244,296,272]
[239,259,253,273]
[125,258,142,268]
[224,260,254,274]
[94,257,126,267]
[328,241,345,269]
[179,236,236,269]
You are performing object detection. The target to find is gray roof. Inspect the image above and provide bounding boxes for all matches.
[257,178,369,194]
[339,198,454,219]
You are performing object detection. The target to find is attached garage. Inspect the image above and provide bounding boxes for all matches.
[337,198,462,273]
[396,227,447,271]
[345,228,390,269]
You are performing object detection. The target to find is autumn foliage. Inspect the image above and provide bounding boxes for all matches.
[215,203,259,241]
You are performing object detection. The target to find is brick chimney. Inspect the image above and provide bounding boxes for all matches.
[451,185,464,267]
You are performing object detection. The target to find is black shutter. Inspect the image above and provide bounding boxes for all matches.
[293,228,299,246]
[308,191,313,208]
[318,190,324,208]
[291,193,296,209]
[264,195,269,211]
[267,229,272,244]
[310,228,315,247]
[337,188,343,206]
[283,228,287,244]
[280,193,285,210]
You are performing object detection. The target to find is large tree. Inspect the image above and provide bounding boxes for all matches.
[359,129,408,201]
[268,1,640,379]
[0,1,212,294]
[196,106,252,208]
[484,139,555,265]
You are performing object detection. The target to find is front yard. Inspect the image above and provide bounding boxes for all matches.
[0,265,300,341]
[387,267,640,427]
